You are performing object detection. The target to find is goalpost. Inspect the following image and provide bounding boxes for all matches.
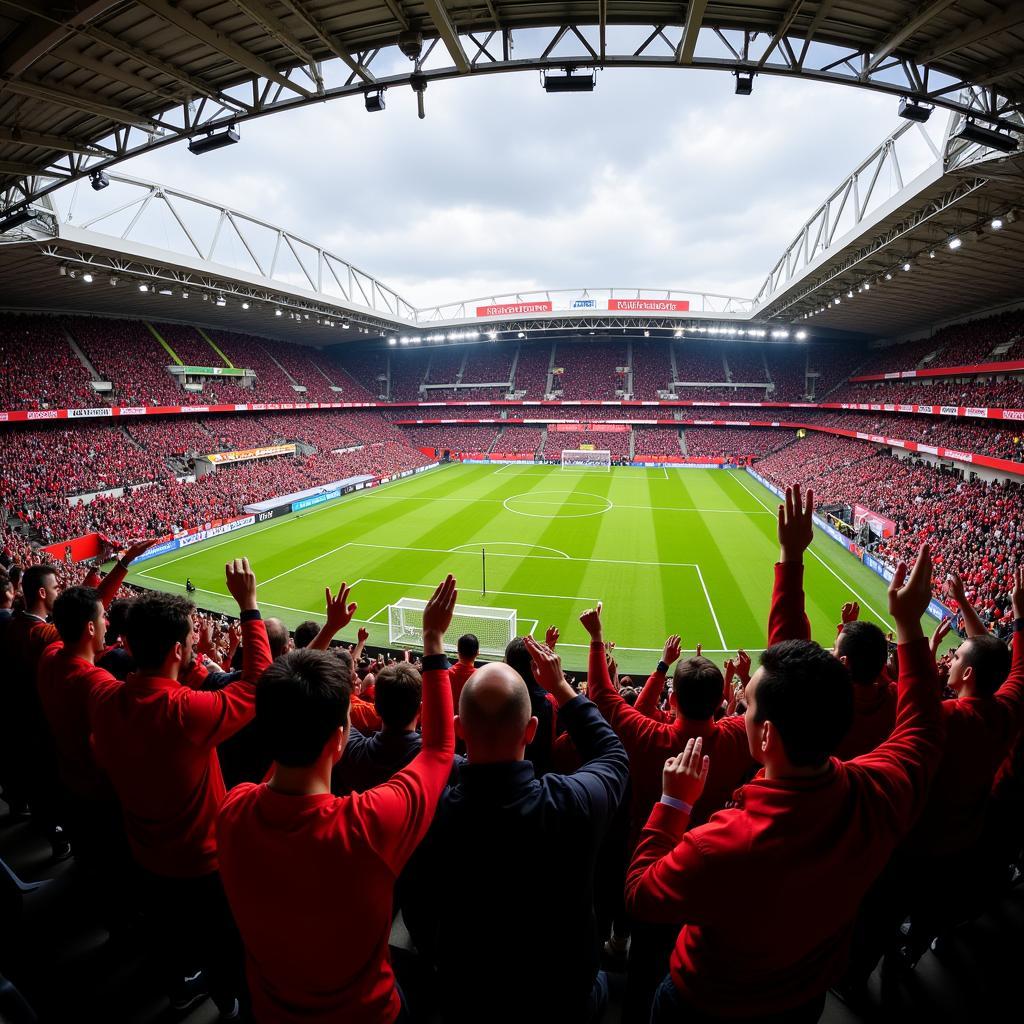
[561,449,611,470]
[388,598,517,657]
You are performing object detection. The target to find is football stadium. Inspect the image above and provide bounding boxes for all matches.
[1,3,1024,1023]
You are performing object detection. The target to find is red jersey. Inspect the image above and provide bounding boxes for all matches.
[448,659,476,707]
[625,631,943,1018]
[216,659,455,1024]
[90,612,271,877]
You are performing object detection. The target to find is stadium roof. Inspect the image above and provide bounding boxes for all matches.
[2,2,1023,216]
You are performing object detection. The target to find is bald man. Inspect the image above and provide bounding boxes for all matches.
[403,640,628,1024]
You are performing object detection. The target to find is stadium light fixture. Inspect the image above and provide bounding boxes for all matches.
[898,98,932,123]
[241,301,250,309]
[885,272,892,280]
[365,90,386,113]
[109,275,118,286]
[543,69,596,93]
[138,283,148,292]
[991,217,1004,230]
[847,290,853,298]
[188,125,240,155]
[949,119,1018,154]
[89,170,110,191]
[487,331,497,340]
[342,321,350,329]
[389,337,397,345]
[902,262,911,271]
[734,72,753,96]
[518,332,525,338]
[216,295,226,306]
[948,236,962,250]
[275,308,283,316]
[864,282,870,290]
[82,272,93,283]
[795,330,808,340]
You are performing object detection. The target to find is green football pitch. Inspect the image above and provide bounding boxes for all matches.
[126,463,907,675]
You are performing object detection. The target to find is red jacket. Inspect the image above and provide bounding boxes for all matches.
[448,659,476,707]
[90,611,271,877]
[835,677,897,761]
[625,624,943,1019]
[905,621,1024,857]
[216,658,455,1024]
[587,646,753,843]
[36,646,120,799]
[634,670,673,721]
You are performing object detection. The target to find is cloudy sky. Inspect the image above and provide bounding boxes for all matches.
[69,59,942,309]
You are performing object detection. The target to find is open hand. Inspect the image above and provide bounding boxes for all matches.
[325,582,357,633]
[663,737,710,806]
[225,558,257,612]
[778,483,814,562]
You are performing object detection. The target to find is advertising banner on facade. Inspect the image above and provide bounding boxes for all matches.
[607,299,690,312]
[204,444,296,465]
[475,301,553,317]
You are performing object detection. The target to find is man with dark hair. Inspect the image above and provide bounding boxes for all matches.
[833,613,895,759]
[293,620,320,649]
[1,546,146,845]
[405,636,628,1024]
[0,570,13,622]
[626,484,944,1023]
[97,598,135,680]
[90,558,272,1016]
[216,575,457,1024]
[449,632,479,705]
[505,635,559,775]
[332,662,424,796]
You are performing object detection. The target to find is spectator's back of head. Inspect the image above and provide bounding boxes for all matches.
[952,634,1011,697]
[257,648,352,767]
[458,662,535,760]
[0,570,12,609]
[750,640,853,767]
[504,637,532,687]
[265,617,291,659]
[293,620,320,649]
[457,633,479,662]
[125,593,195,672]
[22,563,57,611]
[105,598,133,644]
[672,656,725,720]
[52,586,102,646]
[835,621,888,686]
[374,662,422,730]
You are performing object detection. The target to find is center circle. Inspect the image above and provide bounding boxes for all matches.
[502,490,613,519]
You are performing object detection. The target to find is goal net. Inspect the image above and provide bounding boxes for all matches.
[387,598,517,658]
[561,449,611,470]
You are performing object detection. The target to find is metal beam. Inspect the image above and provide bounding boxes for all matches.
[917,3,1024,65]
[421,1,471,73]
[0,0,118,76]
[135,0,313,99]
[229,0,321,71]
[0,158,50,175]
[54,44,189,101]
[0,127,109,155]
[865,0,959,75]
[757,0,806,69]
[272,0,375,83]
[676,0,709,65]
[0,76,159,128]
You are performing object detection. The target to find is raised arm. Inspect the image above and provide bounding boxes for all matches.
[946,573,987,639]
[850,544,943,828]
[96,537,158,607]
[625,736,715,923]
[993,567,1024,732]
[354,576,457,873]
[634,634,680,719]
[308,583,357,651]
[769,484,813,644]
[581,603,667,747]
[185,558,272,747]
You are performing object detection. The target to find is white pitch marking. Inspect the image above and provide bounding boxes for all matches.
[354,577,602,604]
[694,563,727,650]
[448,541,571,559]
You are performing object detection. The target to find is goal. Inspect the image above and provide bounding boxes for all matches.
[561,449,611,470]
[387,598,517,657]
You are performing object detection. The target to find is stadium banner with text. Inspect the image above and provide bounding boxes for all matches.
[178,515,257,547]
[168,366,250,377]
[475,301,553,317]
[851,359,1024,383]
[203,443,296,465]
[607,299,690,312]
[550,422,630,432]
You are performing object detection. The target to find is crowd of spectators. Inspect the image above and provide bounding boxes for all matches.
[424,348,465,385]
[630,340,674,398]
[555,342,627,400]
[492,426,544,454]
[723,344,769,382]
[925,310,1024,369]
[673,341,728,382]
[512,340,552,396]
[388,350,432,401]
[547,429,631,460]
[0,316,97,410]
[459,346,515,384]
[632,426,683,457]
[685,428,794,459]
[829,377,1024,410]
[400,426,502,453]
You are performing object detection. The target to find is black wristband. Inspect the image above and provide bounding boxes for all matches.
[656,661,669,676]
[421,653,449,672]
[1014,619,1024,635]
[239,609,262,623]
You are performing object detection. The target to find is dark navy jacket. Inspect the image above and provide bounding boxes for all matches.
[403,695,629,1023]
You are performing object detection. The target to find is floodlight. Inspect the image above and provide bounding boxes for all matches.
[898,98,932,123]
[734,72,753,96]
[188,125,240,155]
[82,273,93,283]
[543,70,596,93]
[948,236,962,250]
[89,170,110,190]
[949,119,1018,154]
[365,90,386,113]
[138,283,148,292]
[991,217,1004,230]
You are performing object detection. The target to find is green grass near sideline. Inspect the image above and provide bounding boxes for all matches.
[127,463,912,674]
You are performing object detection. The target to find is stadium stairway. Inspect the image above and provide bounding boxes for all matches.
[2,789,1024,1022]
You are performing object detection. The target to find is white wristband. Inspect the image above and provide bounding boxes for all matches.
[660,795,693,815]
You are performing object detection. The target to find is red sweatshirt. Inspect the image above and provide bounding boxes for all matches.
[905,620,1024,857]
[625,635,943,1018]
[216,657,455,1024]
[448,658,476,707]
[350,692,382,733]
[90,612,271,877]
[36,645,121,799]
[587,646,753,842]
[835,677,897,760]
